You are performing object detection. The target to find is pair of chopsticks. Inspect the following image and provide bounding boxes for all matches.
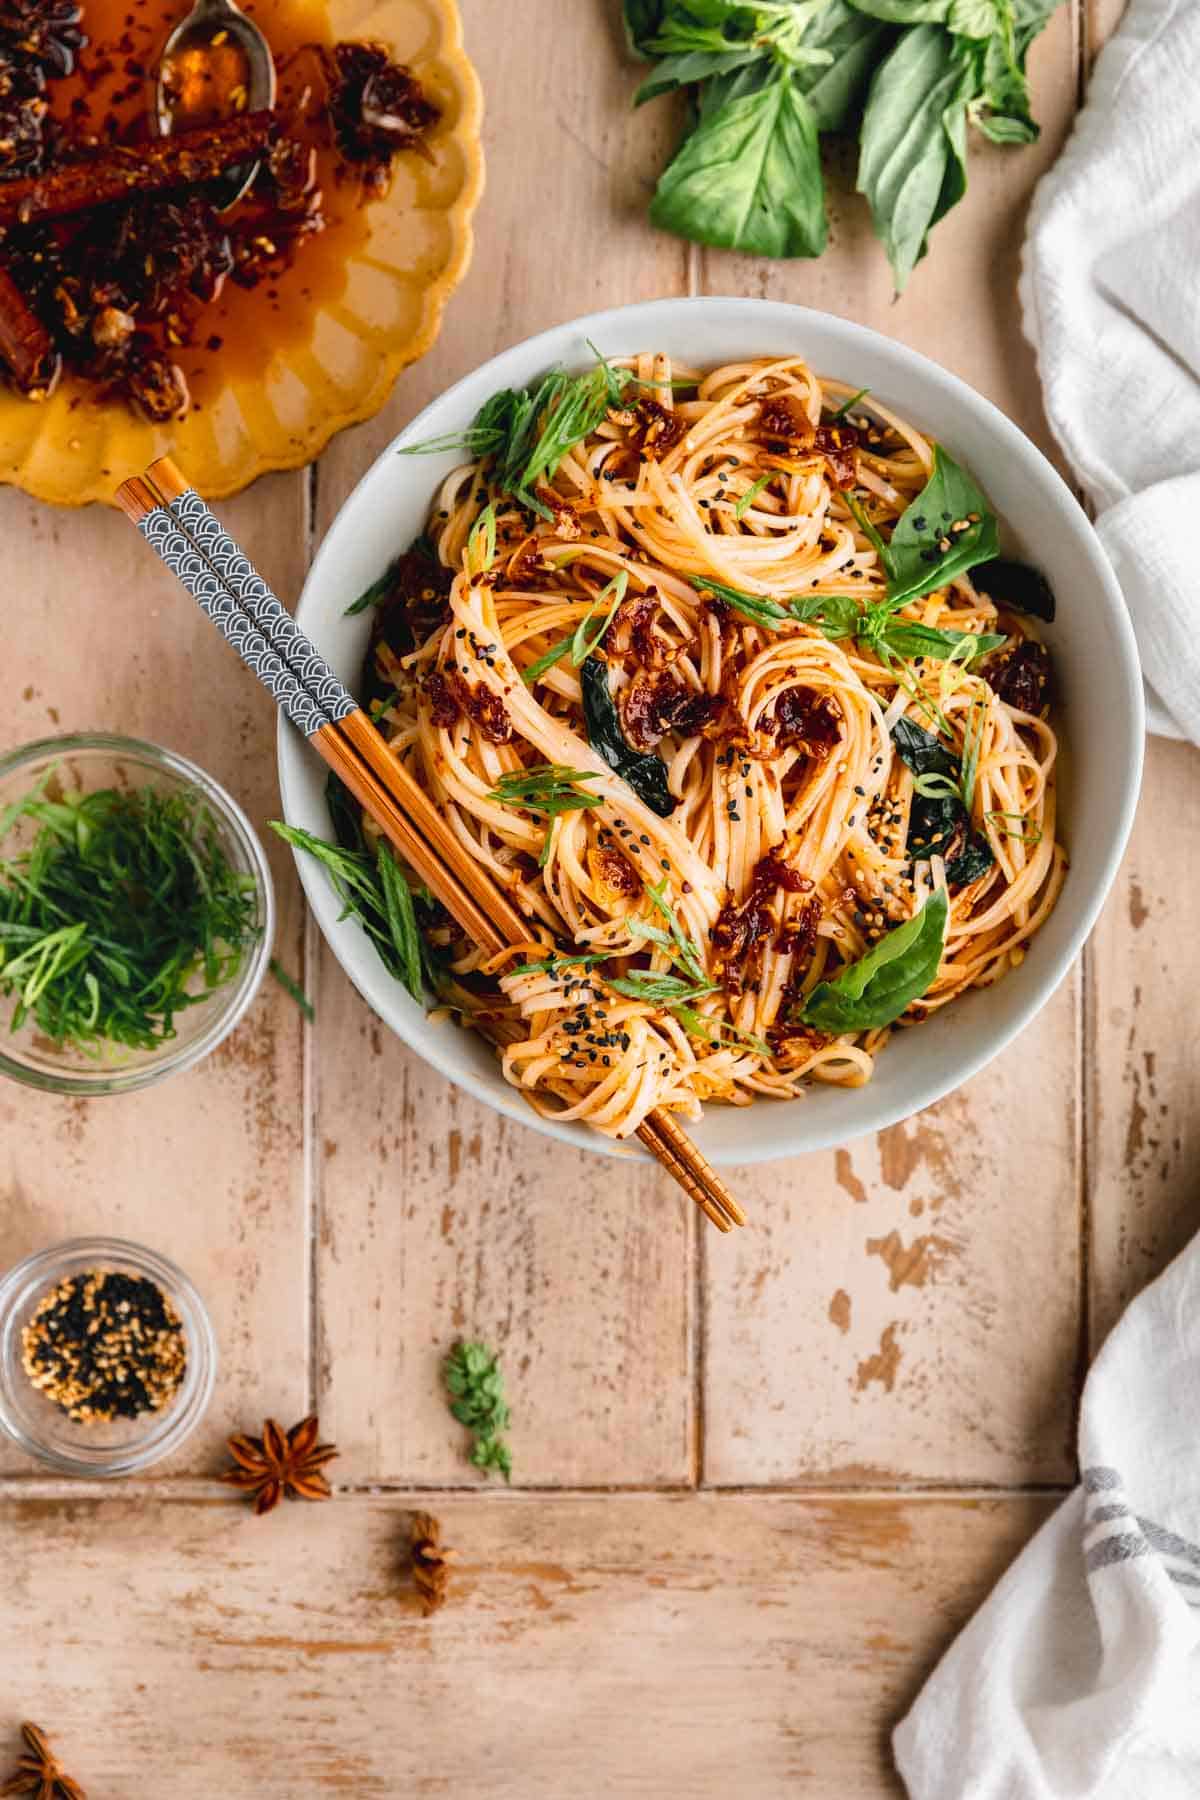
[115,458,746,1233]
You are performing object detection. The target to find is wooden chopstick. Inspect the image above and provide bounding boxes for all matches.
[116,464,745,1230]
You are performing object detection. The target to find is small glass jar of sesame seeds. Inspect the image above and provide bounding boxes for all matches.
[0,1238,216,1475]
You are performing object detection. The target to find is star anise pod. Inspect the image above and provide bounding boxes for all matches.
[410,1511,458,1616]
[1,1722,85,1800]
[220,1415,338,1515]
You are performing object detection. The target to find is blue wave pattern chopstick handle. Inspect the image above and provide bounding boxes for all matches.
[136,508,332,740]
[167,487,358,728]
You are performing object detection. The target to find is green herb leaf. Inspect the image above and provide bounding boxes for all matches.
[856,25,977,290]
[790,593,862,638]
[882,445,1000,606]
[649,62,828,259]
[466,502,497,574]
[0,782,261,1054]
[831,385,870,420]
[571,571,628,666]
[580,656,677,818]
[846,491,891,562]
[270,821,427,1004]
[795,1,892,131]
[269,959,314,1021]
[634,876,710,984]
[846,0,951,21]
[958,693,987,813]
[635,43,763,105]
[344,568,394,617]
[608,968,719,1005]
[984,809,1042,845]
[695,576,789,627]
[400,358,632,520]
[443,1341,513,1483]
[734,472,773,519]
[890,715,995,886]
[672,1002,771,1056]
[799,888,947,1032]
[911,771,962,800]
[873,619,1006,662]
[513,951,609,978]
[489,765,604,819]
[522,634,573,686]
[490,765,604,868]
[623,0,665,57]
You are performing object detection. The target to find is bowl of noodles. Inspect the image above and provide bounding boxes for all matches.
[277,297,1143,1165]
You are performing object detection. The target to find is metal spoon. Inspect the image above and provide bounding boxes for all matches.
[155,0,276,210]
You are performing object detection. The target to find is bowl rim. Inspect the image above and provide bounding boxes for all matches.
[280,294,1145,1164]
[0,730,276,1094]
[0,1234,218,1476]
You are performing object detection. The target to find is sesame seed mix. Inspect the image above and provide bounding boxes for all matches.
[21,1270,187,1424]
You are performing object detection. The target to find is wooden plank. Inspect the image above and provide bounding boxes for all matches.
[0,477,311,1471]
[0,1489,1053,1797]
[1088,738,1200,1349]
[306,0,695,1485]
[696,9,1085,1487]
[312,987,694,1485]
[703,987,1081,1486]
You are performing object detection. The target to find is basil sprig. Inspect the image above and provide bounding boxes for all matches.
[798,888,947,1032]
[627,0,1062,289]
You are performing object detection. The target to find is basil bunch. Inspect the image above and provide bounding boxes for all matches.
[626,0,1060,288]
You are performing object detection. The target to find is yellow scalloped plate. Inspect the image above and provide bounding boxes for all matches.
[0,0,483,507]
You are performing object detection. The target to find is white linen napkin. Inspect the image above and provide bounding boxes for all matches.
[1019,0,1200,744]
[893,1230,1200,1799]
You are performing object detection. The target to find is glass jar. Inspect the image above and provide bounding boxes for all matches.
[0,731,274,1094]
[0,1237,217,1476]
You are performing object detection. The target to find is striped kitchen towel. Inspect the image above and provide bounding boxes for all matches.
[894,1230,1200,1798]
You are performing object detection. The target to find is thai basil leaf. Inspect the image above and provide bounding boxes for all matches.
[649,62,827,259]
[580,656,677,818]
[794,1,893,131]
[799,888,948,1032]
[635,45,762,104]
[892,713,957,780]
[791,593,862,638]
[971,45,1035,142]
[846,0,949,19]
[857,26,977,290]
[878,621,1006,661]
[701,580,861,638]
[970,557,1056,622]
[947,0,997,33]
[882,445,1000,606]
[696,576,790,626]
[609,969,718,1004]
[623,0,666,55]
[944,832,994,886]
[891,716,994,884]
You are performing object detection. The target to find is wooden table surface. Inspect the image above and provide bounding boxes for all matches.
[3,0,1190,1793]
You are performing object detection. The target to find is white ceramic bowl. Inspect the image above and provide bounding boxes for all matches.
[279,297,1144,1164]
